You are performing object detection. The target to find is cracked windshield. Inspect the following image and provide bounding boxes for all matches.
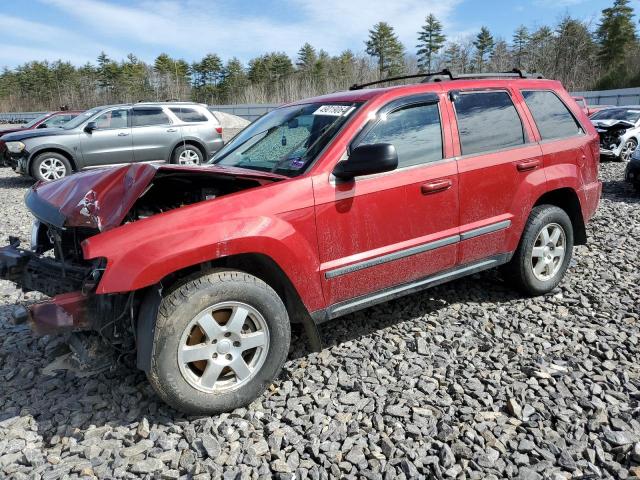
[211,103,360,176]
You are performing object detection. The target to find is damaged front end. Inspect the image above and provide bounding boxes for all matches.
[0,162,282,352]
[594,120,634,157]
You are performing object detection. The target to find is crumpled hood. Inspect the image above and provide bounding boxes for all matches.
[26,163,285,231]
[592,119,635,130]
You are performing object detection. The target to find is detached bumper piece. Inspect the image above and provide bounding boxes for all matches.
[0,238,95,335]
[11,291,91,335]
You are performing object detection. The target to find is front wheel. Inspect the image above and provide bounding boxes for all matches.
[503,205,574,296]
[619,138,637,162]
[147,270,290,414]
[31,152,72,182]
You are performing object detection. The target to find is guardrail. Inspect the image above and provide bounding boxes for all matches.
[0,112,47,124]
[572,87,640,106]
[208,104,280,122]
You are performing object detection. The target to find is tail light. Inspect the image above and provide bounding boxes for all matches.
[215,127,223,135]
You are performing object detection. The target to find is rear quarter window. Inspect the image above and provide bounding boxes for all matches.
[522,90,583,140]
[170,107,209,122]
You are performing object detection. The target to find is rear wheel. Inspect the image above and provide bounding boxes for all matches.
[503,205,574,296]
[619,138,637,162]
[31,152,72,181]
[172,144,203,165]
[147,270,290,414]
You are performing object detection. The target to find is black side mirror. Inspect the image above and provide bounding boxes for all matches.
[84,121,97,133]
[37,123,48,129]
[333,143,398,180]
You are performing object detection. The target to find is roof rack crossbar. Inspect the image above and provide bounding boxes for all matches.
[349,68,543,90]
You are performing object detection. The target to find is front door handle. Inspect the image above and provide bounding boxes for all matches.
[117,132,129,137]
[167,128,178,132]
[421,179,452,195]
[516,159,540,171]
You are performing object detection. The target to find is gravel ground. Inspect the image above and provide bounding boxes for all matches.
[0,162,639,480]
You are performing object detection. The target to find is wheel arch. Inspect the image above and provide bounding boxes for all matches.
[169,139,207,162]
[29,147,77,175]
[533,187,587,245]
[135,252,322,372]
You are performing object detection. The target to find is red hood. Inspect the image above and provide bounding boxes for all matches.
[28,163,285,231]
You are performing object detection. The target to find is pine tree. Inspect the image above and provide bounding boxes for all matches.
[596,0,637,69]
[473,27,495,71]
[512,25,529,68]
[296,43,317,72]
[416,14,446,72]
[365,22,405,78]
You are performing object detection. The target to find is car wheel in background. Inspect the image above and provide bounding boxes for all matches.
[147,269,291,414]
[619,138,637,162]
[31,152,72,182]
[172,145,203,166]
[502,205,574,296]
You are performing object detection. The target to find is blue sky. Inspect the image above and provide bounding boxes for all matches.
[1,0,638,68]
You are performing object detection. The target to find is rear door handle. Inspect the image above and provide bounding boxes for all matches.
[167,128,178,132]
[516,159,540,171]
[421,179,452,195]
[117,132,129,137]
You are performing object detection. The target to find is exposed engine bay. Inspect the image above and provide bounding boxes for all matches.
[595,120,633,150]
[124,171,263,222]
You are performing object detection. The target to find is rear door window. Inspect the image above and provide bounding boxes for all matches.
[169,107,209,122]
[356,103,443,168]
[453,91,525,156]
[522,90,583,140]
[133,108,171,127]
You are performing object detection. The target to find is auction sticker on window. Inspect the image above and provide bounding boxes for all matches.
[313,105,355,116]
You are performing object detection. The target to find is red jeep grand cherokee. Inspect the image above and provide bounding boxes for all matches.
[0,71,601,414]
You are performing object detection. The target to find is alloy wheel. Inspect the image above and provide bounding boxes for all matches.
[177,302,270,393]
[38,158,67,180]
[530,222,566,282]
[178,149,201,165]
[620,140,637,162]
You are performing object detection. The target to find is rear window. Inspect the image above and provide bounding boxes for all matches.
[454,91,525,156]
[522,90,583,140]
[133,108,171,127]
[170,107,209,122]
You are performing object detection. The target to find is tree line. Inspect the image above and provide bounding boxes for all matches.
[0,0,637,112]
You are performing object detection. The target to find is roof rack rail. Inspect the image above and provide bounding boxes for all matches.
[349,68,544,90]
[349,69,453,90]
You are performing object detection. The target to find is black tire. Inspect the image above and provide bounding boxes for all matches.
[618,138,637,162]
[171,144,204,165]
[502,205,574,296]
[147,269,290,414]
[31,152,72,182]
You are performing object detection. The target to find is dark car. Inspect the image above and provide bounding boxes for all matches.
[0,71,601,414]
[624,147,640,192]
[0,111,81,166]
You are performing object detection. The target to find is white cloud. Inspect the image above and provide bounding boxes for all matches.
[38,0,462,63]
[0,13,126,67]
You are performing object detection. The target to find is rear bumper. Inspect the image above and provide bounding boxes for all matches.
[206,138,224,159]
[579,180,602,224]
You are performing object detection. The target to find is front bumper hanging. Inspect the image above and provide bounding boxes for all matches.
[0,238,95,335]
